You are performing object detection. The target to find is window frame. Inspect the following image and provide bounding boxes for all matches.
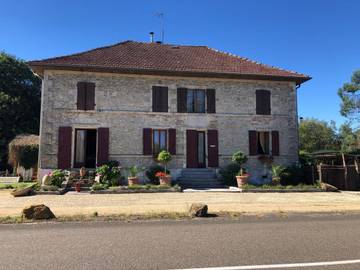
[256,131,270,155]
[186,89,206,113]
[152,129,168,156]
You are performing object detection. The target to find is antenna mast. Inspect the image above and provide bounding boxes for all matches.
[155,12,164,43]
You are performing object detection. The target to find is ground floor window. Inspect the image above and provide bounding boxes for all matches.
[74,129,97,168]
[153,129,167,156]
[257,131,269,155]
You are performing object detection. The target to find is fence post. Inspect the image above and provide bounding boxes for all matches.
[317,164,322,183]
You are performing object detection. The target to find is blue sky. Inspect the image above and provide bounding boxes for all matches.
[1,0,359,126]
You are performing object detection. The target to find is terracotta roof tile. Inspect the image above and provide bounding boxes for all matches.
[29,41,310,84]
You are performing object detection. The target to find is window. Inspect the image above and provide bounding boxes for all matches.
[256,90,271,115]
[74,129,97,168]
[257,131,270,155]
[77,82,95,110]
[152,86,168,112]
[187,89,205,113]
[153,129,167,156]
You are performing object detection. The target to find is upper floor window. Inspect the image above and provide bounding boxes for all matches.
[152,86,168,112]
[187,89,205,113]
[256,90,271,115]
[77,82,95,110]
[177,88,216,113]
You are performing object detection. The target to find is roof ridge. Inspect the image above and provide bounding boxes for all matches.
[206,46,309,77]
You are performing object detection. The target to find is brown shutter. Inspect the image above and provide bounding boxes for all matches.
[206,89,216,113]
[85,82,95,110]
[186,130,198,168]
[77,82,86,110]
[256,90,271,115]
[152,86,168,112]
[249,130,257,156]
[58,126,72,169]
[272,131,279,156]
[177,88,187,112]
[143,128,153,155]
[97,128,109,166]
[207,130,219,167]
[168,128,176,155]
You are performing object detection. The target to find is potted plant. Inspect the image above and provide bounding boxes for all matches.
[271,164,284,185]
[157,150,172,185]
[127,165,146,186]
[232,151,249,188]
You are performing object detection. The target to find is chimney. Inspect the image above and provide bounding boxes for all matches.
[149,32,154,43]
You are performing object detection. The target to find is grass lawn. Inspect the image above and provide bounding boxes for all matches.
[0,182,36,190]
[242,183,322,190]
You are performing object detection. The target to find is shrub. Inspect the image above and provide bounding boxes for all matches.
[280,164,307,186]
[126,165,146,178]
[96,162,121,186]
[157,150,172,172]
[91,182,109,191]
[146,165,170,184]
[219,162,241,186]
[231,151,248,175]
[19,145,38,170]
[50,170,68,187]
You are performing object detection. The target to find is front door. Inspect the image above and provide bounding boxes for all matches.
[186,130,206,168]
[74,129,97,168]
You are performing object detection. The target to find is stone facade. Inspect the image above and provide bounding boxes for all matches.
[39,69,299,183]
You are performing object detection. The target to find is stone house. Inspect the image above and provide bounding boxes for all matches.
[29,41,310,186]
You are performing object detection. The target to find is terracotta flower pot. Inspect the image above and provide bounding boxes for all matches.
[75,182,81,192]
[236,175,249,188]
[128,177,139,186]
[159,175,172,186]
[79,167,86,178]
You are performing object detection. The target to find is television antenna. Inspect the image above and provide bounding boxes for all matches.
[155,12,165,43]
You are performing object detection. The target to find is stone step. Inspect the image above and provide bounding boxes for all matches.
[180,183,226,189]
[181,173,217,179]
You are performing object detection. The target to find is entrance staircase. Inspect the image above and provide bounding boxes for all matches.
[177,168,225,189]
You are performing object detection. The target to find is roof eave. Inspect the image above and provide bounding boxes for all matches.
[28,63,311,85]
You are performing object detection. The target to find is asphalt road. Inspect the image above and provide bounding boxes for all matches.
[1,214,360,270]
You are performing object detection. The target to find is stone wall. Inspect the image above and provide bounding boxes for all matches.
[39,70,299,182]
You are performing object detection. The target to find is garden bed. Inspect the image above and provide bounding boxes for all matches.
[90,184,182,194]
[0,182,35,190]
[241,183,325,193]
[35,187,68,195]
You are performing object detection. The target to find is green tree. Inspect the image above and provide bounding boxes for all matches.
[338,122,359,153]
[338,70,360,122]
[0,52,41,170]
[299,118,339,153]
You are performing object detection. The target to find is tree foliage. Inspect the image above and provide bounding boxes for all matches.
[299,118,339,153]
[0,52,41,170]
[338,70,360,122]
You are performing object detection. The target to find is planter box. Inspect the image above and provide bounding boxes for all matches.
[35,188,68,195]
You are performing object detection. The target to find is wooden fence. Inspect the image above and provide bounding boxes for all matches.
[318,164,360,191]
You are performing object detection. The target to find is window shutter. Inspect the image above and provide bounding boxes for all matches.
[249,130,257,156]
[58,126,72,169]
[85,82,95,110]
[206,89,216,113]
[168,128,176,155]
[97,128,109,165]
[256,90,271,115]
[272,131,279,156]
[177,88,187,112]
[152,86,168,112]
[207,130,219,167]
[77,82,86,110]
[143,128,153,155]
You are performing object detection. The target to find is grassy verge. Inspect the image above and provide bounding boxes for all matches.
[0,182,36,190]
[242,183,322,190]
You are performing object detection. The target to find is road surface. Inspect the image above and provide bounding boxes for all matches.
[1,214,360,269]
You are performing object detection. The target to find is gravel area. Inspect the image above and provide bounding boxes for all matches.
[1,190,360,217]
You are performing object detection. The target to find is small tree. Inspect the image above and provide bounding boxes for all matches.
[231,151,248,175]
[157,150,172,174]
